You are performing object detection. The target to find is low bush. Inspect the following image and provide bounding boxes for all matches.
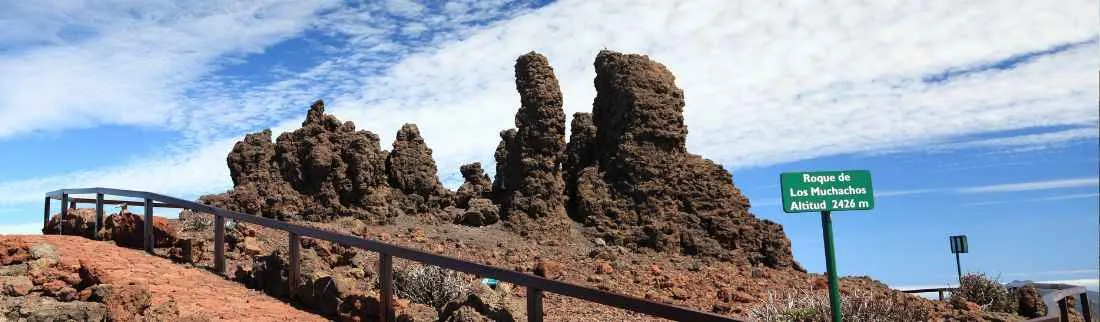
[749,288,933,321]
[954,273,1016,313]
[394,264,469,312]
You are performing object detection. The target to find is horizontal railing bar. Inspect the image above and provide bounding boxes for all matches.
[900,287,957,293]
[46,187,743,322]
[61,198,179,208]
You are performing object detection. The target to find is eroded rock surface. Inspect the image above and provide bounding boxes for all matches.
[202,101,442,224]
[563,51,797,268]
[492,52,571,236]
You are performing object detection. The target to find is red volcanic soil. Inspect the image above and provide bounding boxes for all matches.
[4,235,325,322]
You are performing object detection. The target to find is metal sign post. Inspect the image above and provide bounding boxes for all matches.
[781,170,875,322]
[949,235,969,284]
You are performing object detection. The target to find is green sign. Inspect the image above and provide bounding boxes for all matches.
[780,170,874,213]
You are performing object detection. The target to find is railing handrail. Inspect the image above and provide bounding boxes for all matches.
[44,187,745,322]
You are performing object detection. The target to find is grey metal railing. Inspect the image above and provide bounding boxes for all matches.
[44,187,744,322]
[901,284,1094,322]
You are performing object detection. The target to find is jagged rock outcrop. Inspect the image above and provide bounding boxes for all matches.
[387,123,451,214]
[202,100,439,223]
[455,163,492,209]
[492,52,571,236]
[562,51,797,268]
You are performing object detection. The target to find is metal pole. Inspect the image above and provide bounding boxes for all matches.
[95,193,104,240]
[143,198,154,254]
[955,252,962,285]
[59,194,68,235]
[1059,298,1069,322]
[528,288,544,322]
[288,233,301,299]
[821,211,841,322]
[379,254,394,322]
[43,197,51,231]
[214,215,225,275]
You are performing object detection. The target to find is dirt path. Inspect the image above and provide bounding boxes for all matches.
[7,235,325,322]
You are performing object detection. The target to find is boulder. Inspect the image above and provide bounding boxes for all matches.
[456,199,500,227]
[0,276,33,296]
[41,208,99,239]
[92,282,152,322]
[442,282,525,322]
[103,212,178,249]
[455,163,493,208]
[0,296,108,322]
[1014,284,1046,318]
[397,303,439,322]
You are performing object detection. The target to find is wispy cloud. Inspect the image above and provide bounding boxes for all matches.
[0,0,1095,200]
[957,178,1100,194]
[0,222,42,235]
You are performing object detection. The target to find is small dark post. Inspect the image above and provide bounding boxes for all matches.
[938,290,944,301]
[1059,298,1070,322]
[214,215,226,275]
[288,233,301,299]
[528,288,544,322]
[379,254,394,322]
[59,193,68,235]
[43,197,51,230]
[94,193,104,240]
[949,235,968,285]
[143,198,154,254]
[1081,292,1092,322]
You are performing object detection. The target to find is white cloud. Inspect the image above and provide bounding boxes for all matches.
[1,0,1097,200]
[0,137,236,206]
[958,178,1100,194]
[0,0,339,140]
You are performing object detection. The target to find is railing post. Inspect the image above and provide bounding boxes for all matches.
[528,288,543,322]
[43,197,51,230]
[94,193,104,240]
[143,198,154,254]
[1059,297,1070,322]
[1081,292,1092,322]
[937,290,944,301]
[214,214,226,275]
[59,193,68,235]
[288,233,301,299]
[379,254,394,322]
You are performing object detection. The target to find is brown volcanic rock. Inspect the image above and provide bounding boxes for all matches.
[386,123,451,213]
[203,100,408,223]
[1014,284,1045,318]
[492,52,571,236]
[455,162,492,209]
[42,208,99,239]
[563,51,797,268]
[102,211,178,249]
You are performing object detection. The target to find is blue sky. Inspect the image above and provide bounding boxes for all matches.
[0,0,1096,291]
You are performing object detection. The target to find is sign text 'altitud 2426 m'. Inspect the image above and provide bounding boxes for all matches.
[780,170,875,213]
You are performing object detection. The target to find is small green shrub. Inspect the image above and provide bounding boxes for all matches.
[954,273,1016,313]
[180,211,213,232]
[749,288,933,322]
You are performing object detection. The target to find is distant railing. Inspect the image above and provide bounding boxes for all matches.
[901,284,1094,322]
[44,187,745,322]
[900,287,956,301]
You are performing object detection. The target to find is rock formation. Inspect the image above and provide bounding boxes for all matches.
[562,51,797,268]
[201,50,797,268]
[386,123,451,214]
[491,52,571,236]
[455,163,492,209]
[202,101,434,224]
